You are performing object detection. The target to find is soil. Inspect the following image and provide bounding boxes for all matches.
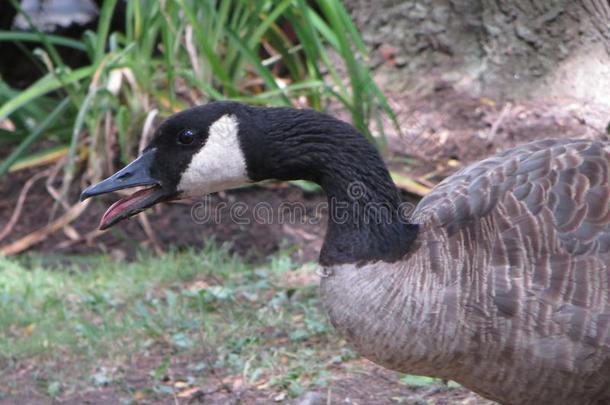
[2,353,493,405]
[0,175,331,263]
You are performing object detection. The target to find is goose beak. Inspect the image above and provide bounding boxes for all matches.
[80,149,175,230]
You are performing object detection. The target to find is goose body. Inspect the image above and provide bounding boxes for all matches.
[322,139,610,404]
[81,103,610,405]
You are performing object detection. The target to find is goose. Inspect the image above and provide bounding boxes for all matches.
[81,101,610,405]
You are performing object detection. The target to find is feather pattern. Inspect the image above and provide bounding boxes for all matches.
[321,139,610,405]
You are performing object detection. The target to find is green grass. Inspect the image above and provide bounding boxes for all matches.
[0,0,396,188]
[0,243,350,400]
[0,244,481,403]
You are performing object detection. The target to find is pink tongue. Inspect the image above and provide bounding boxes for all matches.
[100,187,157,229]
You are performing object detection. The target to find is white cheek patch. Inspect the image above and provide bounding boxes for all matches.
[177,114,250,196]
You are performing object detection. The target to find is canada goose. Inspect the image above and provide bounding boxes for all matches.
[81,102,610,405]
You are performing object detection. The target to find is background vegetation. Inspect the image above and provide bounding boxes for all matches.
[0,0,394,192]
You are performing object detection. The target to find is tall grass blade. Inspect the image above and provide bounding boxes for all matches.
[8,145,69,173]
[0,98,71,179]
[94,0,119,64]
[225,28,291,105]
[0,32,87,51]
[0,66,94,123]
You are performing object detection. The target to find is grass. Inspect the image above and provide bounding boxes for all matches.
[0,243,482,403]
[0,0,396,189]
[0,243,351,401]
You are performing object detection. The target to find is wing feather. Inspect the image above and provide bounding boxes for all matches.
[414,139,610,351]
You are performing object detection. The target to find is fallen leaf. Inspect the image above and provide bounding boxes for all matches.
[24,323,36,336]
[174,381,189,389]
[133,390,146,401]
[390,172,431,196]
[177,387,201,398]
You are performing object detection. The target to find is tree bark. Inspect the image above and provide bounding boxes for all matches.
[345,0,610,105]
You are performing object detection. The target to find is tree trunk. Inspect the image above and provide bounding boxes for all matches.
[345,0,610,106]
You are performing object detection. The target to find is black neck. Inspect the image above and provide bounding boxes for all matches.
[241,106,419,266]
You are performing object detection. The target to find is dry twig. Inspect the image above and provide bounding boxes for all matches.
[0,200,90,256]
[138,212,163,254]
[487,103,512,142]
[54,229,105,250]
[46,156,71,217]
[0,169,50,243]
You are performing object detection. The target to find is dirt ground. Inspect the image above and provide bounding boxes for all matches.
[4,356,494,405]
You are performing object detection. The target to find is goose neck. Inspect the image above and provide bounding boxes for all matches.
[251,107,419,265]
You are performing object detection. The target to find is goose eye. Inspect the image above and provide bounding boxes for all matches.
[178,129,195,145]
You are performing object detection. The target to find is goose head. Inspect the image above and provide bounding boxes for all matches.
[81,102,255,229]
[81,101,418,264]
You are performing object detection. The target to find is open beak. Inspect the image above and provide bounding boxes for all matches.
[80,148,175,230]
